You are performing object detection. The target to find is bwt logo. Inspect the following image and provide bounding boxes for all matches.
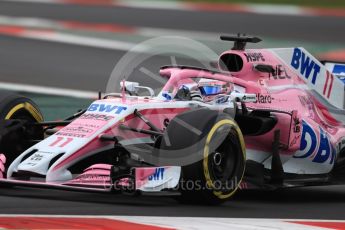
[291,48,321,85]
[148,168,165,181]
[87,104,127,114]
[294,120,335,164]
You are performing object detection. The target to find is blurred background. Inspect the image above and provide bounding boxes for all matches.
[0,0,344,119]
[1,0,345,219]
[184,0,345,7]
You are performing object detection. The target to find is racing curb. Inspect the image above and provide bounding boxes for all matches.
[2,215,345,229]
[4,0,345,17]
[318,49,345,63]
[0,18,344,61]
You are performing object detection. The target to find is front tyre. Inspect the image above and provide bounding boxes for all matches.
[159,109,246,205]
[0,92,44,170]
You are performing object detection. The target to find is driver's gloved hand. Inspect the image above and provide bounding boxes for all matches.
[174,86,192,101]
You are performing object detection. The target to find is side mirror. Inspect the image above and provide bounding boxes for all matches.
[122,81,139,95]
[120,81,155,97]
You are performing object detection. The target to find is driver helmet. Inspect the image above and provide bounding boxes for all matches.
[198,79,230,96]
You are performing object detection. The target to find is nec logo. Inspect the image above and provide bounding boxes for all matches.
[291,48,321,85]
[87,104,127,114]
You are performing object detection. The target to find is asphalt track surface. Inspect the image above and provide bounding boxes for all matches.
[1,1,345,219]
[1,185,345,219]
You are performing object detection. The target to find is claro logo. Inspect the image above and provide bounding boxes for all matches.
[253,93,274,104]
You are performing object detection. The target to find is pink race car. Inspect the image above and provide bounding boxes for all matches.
[0,35,345,205]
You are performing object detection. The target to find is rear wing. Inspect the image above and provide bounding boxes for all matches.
[270,48,345,109]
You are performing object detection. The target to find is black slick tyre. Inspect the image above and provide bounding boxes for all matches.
[158,108,246,205]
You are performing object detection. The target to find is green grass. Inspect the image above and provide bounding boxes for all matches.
[20,92,93,121]
[181,0,345,8]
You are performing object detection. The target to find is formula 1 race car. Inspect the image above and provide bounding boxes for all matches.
[1,35,345,205]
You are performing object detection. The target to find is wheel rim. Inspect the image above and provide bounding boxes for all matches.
[205,123,242,193]
[209,132,237,185]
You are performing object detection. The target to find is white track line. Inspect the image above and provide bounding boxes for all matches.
[0,82,98,99]
[113,216,328,230]
[0,15,61,28]
[3,0,63,4]
[2,0,191,11]
[23,31,142,51]
[137,27,218,41]
[246,4,311,16]
[116,0,189,10]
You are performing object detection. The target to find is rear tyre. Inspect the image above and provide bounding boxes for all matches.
[158,108,246,205]
[332,148,345,177]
